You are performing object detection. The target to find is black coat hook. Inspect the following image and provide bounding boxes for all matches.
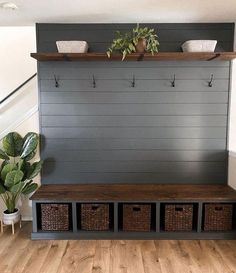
[208,74,213,87]
[93,75,96,88]
[171,74,176,87]
[131,75,135,88]
[54,75,59,88]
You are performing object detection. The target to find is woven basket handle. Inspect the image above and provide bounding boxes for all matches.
[51,205,59,211]
[92,205,100,211]
[215,206,223,211]
[175,207,183,212]
[133,207,141,212]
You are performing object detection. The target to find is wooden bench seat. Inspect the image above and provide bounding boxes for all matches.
[31,184,236,202]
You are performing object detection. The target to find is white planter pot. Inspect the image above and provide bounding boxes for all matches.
[182,40,217,52]
[56,41,89,53]
[3,209,20,225]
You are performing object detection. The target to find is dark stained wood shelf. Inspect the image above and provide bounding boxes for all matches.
[31,52,236,62]
[31,184,236,202]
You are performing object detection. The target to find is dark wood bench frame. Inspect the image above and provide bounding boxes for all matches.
[30,184,236,240]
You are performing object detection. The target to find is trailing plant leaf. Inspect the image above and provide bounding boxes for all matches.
[26,160,43,180]
[0,149,9,160]
[22,183,38,195]
[21,132,38,158]
[2,132,23,157]
[5,170,24,188]
[1,163,17,181]
[107,31,135,60]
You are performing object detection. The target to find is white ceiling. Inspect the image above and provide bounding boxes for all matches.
[0,0,236,26]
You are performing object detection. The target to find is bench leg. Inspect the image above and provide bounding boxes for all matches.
[12,221,14,235]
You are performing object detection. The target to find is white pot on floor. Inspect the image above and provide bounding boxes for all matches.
[3,209,20,225]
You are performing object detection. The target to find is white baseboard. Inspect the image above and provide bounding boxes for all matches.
[22,216,32,221]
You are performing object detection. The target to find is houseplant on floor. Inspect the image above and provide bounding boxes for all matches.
[107,24,159,60]
[0,132,43,225]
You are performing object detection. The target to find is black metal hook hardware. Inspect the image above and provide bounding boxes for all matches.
[93,75,96,88]
[131,75,135,88]
[54,75,59,88]
[171,74,176,87]
[208,74,213,87]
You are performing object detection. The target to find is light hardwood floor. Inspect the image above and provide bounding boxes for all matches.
[1,222,236,273]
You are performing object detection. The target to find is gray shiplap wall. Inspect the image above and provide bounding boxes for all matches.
[37,23,234,184]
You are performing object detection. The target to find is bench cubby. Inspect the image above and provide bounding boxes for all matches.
[118,203,156,232]
[161,203,199,232]
[77,203,114,231]
[37,202,73,232]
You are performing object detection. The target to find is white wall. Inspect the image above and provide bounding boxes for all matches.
[0,26,39,220]
[0,26,36,101]
[228,23,236,189]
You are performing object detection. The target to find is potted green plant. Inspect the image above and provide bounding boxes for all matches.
[107,24,159,60]
[0,132,43,225]
[132,24,159,53]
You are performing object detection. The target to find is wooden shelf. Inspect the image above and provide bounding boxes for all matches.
[30,184,236,202]
[31,52,236,62]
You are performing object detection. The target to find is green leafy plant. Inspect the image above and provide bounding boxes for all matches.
[0,132,43,213]
[107,31,136,61]
[132,24,159,54]
[107,24,159,60]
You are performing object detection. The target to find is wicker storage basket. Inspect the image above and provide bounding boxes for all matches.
[81,204,110,231]
[204,204,233,231]
[123,204,151,232]
[164,204,193,231]
[41,203,70,231]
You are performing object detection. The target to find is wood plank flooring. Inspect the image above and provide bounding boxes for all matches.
[1,222,236,273]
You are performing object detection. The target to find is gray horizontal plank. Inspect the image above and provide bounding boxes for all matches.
[39,60,229,69]
[37,23,230,187]
[41,171,226,184]
[39,79,229,92]
[41,115,227,128]
[42,150,227,162]
[39,29,233,43]
[41,127,226,139]
[40,91,228,104]
[39,67,229,80]
[42,138,226,151]
[37,23,233,52]
[43,161,226,173]
[37,23,234,31]
[38,41,233,53]
[41,104,228,116]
